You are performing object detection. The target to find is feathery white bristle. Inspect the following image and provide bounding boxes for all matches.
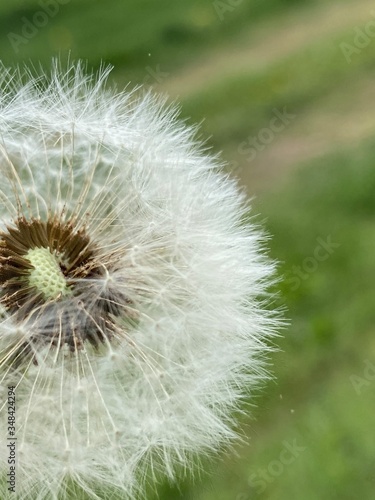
[0,61,280,499]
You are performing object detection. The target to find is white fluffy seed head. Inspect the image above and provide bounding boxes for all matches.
[0,61,280,499]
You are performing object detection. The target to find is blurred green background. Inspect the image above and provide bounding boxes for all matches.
[1,0,374,498]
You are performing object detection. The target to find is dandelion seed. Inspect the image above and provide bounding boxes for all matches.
[0,61,280,499]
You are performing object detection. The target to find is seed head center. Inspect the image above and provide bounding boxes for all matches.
[26,247,71,300]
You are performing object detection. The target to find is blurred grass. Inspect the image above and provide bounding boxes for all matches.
[0,0,317,76]
[0,0,374,499]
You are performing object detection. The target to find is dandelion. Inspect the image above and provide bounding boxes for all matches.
[0,61,279,499]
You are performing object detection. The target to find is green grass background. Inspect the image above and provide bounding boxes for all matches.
[1,0,374,498]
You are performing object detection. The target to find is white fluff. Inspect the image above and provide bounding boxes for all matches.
[0,61,279,499]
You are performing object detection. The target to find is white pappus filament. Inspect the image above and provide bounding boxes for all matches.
[0,61,280,500]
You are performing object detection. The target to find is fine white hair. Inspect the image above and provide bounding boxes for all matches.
[0,61,280,499]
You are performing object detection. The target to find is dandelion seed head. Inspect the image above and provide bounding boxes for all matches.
[0,60,281,499]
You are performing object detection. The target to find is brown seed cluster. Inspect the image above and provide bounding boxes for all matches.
[0,217,128,359]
